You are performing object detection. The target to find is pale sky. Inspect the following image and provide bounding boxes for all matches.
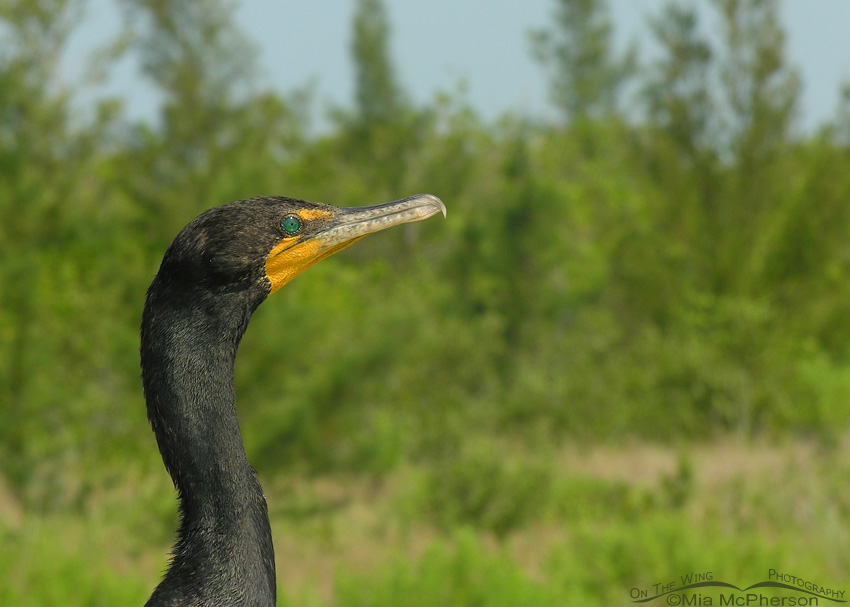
[66,0,850,132]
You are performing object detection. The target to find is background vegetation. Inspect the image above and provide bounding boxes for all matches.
[2,0,849,604]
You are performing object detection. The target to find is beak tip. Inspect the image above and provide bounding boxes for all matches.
[418,194,447,219]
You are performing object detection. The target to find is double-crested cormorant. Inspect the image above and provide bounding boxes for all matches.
[140,194,445,606]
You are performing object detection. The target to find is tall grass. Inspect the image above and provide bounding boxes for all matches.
[3,439,847,606]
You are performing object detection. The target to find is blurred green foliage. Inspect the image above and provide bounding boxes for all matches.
[2,0,850,604]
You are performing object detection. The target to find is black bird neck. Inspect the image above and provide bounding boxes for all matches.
[141,279,275,606]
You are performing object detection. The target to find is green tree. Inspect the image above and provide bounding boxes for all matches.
[321,0,425,205]
[638,2,719,290]
[643,3,715,162]
[715,0,799,166]
[351,0,405,128]
[834,83,850,146]
[127,0,257,144]
[0,0,78,482]
[116,0,304,237]
[530,0,634,122]
[0,0,129,488]
[712,0,800,292]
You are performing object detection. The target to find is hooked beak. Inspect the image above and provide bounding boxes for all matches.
[326,194,447,242]
[265,194,446,293]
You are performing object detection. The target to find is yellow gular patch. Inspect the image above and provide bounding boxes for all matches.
[264,236,366,294]
[266,239,321,293]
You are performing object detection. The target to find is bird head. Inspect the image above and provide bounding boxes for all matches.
[154,194,446,301]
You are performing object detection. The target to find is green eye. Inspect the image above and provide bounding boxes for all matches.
[281,214,302,235]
